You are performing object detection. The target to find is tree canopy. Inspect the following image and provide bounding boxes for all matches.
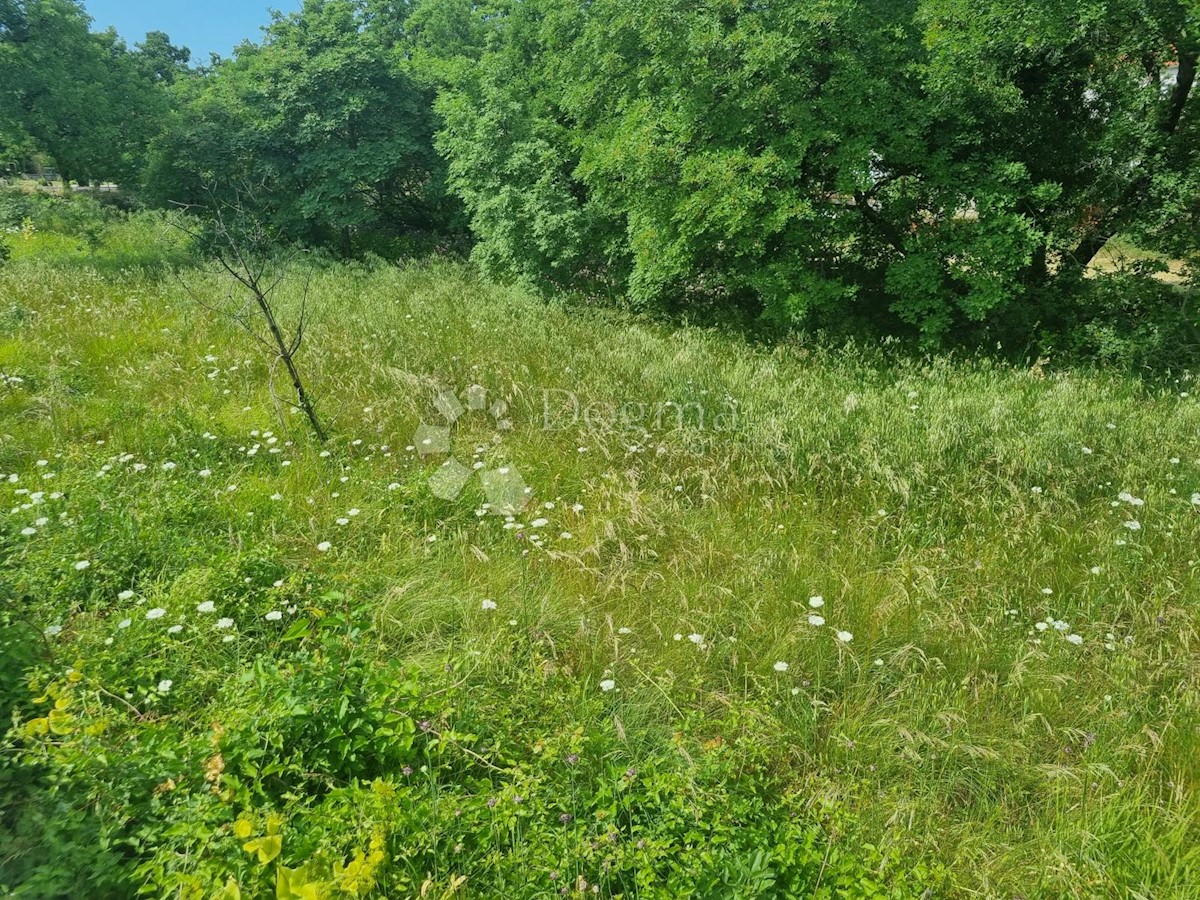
[421,0,1198,341]
[2,0,1197,350]
[144,0,455,254]
[0,0,172,183]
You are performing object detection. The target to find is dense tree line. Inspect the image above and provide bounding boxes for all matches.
[2,0,1198,349]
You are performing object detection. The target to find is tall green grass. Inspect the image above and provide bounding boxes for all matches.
[2,219,1199,897]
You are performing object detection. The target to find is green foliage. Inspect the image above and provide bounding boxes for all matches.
[0,0,172,184]
[0,186,193,270]
[1047,271,1200,369]
[421,0,1198,344]
[144,0,458,256]
[4,597,940,898]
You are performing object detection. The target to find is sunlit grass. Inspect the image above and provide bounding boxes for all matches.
[3,245,1200,896]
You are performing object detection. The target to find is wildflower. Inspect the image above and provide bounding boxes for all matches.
[198,469,212,478]
[599,679,616,692]
[167,624,183,634]
[317,541,331,552]
[531,517,549,528]
[265,610,283,621]
[336,517,349,526]
[617,627,632,634]
[44,624,63,636]
[118,589,135,600]
[161,462,177,471]
[481,599,497,610]
[118,618,131,629]
[146,607,166,620]
[215,618,234,629]
[73,560,91,571]
[196,601,215,613]
[687,633,703,644]
[835,630,853,643]
[157,679,173,692]
[20,527,35,536]
[808,614,825,626]
[809,596,824,608]
[348,508,360,516]
[773,661,789,672]
[1066,634,1084,645]
[1123,520,1142,530]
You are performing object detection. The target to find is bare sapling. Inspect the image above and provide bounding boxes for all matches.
[173,191,327,442]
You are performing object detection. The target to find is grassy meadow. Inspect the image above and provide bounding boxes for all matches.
[3,216,1200,898]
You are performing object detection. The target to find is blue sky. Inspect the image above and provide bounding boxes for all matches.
[84,0,302,62]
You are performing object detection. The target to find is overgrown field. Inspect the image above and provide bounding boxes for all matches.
[2,221,1200,898]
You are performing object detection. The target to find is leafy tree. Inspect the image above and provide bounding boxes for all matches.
[145,0,455,254]
[134,30,190,84]
[422,0,1199,342]
[411,0,624,294]
[0,0,169,185]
